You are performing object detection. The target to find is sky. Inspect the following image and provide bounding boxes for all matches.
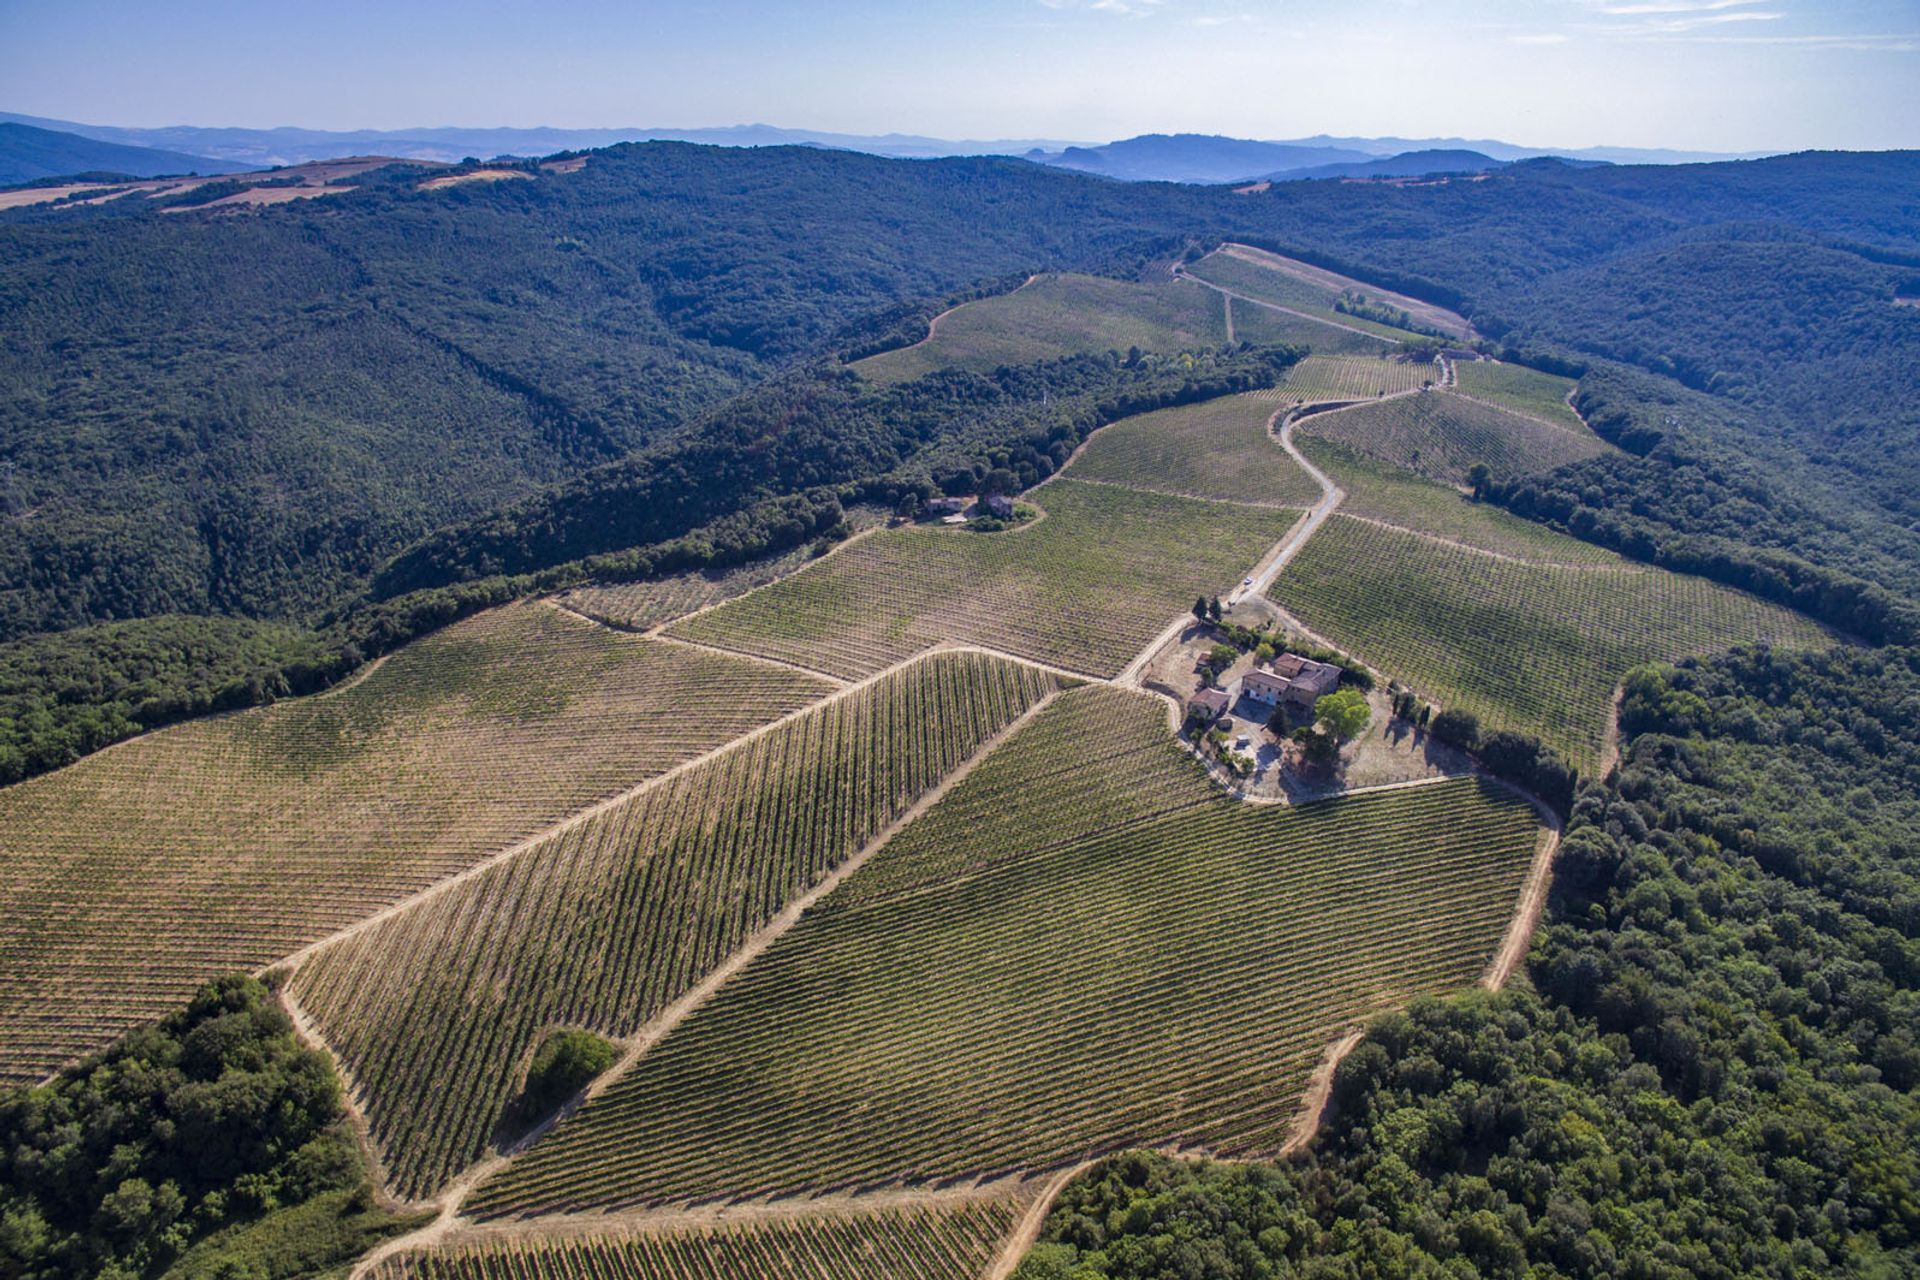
[1,0,1915,152]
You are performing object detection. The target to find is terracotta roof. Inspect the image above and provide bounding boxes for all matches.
[1271,653,1308,677]
[1243,670,1291,695]
[1189,688,1229,712]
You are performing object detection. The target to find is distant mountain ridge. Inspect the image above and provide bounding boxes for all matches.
[0,122,245,185]
[1,111,1762,183]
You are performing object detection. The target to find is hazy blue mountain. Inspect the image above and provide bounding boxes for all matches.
[1269,148,1509,181]
[0,112,1079,168]
[1025,134,1375,183]
[0,122,246,184]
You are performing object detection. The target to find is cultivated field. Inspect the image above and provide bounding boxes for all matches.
[1272,354,1438,404]
[668,479,1301,679]
[0,603,832,1085]
[369,1199,1022,1280]
[853,274,1231,383]
[1195,243,1475,338]
[1226,299,1393,355]
[1066,392,1320,506]
[292,651,1061,1198]
[1299,389,1610,484]
[1452,361,1586,430]
[471,688,1543,1215]
[1301,439,1620,565]
[1272,516,1830,770]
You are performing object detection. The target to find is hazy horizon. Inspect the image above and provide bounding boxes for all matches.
[3,0,1916,154]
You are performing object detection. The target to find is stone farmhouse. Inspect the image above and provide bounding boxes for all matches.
[1239,655,1340,714]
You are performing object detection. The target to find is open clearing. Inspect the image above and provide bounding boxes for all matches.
[668,479,1301,679]
[1298,389,1611,484]
[0,602,832,1085]
[1066,392,1321,506]
[1192,243,1475,339]
[471,687,1542,1215]
[368,1198,1021,1280]
[852,274,1233,383]
[292,651,1060,1199]
[419,169,533,190]
[1271,515,1829,771]
[1452,360,1586,430]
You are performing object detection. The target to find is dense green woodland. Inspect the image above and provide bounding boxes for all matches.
[0,977,420,1280]
[1019,645,1920,1278]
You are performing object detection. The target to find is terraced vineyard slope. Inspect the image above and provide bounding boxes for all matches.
[1067,393,1320,506]
[668,479,1301,679]
[1299,389,1610,484]
[1300,439,1619,565]
[1452,360,1585,431]
[0,603,833,1084]
[853,274,1231,383]
[1184,243,1468,341]
[472,687,1543,1216]
[292,651,1060,1198]
[368,1198,1022,1280]
[1272,354,1438,404]
[1272,515,1830,770]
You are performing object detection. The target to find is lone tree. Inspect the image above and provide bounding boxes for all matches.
[1208,596,1223,621]
[1467,461,1492,500]
[1194,597,1210,623]
[1315,687,1372,742]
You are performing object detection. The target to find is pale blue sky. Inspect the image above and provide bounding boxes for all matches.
[1,0,1914,151]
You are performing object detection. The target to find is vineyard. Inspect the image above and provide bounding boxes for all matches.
[1184,247,1436,342]
[470,688,1544,1216]
[1272,515,1830,770]
[1066,392,1321,506]
[1452,360,1586,430]
[1227,299,1390,356]
[1300,439,1620,566]
[1273,354,1438,404]
[1298,389,1610,485]
[667,479,1301,679]
[367,1198,1023,1280]
[291,651,1060,1198]
[554,509,887,632]
[853,273,1231,383]
[0,603,832,1086]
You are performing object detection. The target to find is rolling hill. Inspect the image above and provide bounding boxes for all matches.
[0,121,243,184]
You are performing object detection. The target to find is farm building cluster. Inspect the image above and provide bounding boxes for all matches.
[1188,652,1340,727]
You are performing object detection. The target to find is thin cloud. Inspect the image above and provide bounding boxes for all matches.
[1511,32,1574,44]
[1592,0,1767,13]
[1037,0,1169,14]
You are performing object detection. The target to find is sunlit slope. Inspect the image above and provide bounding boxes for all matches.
[292,651,1060,1198]
[668,480,1300,679]
[0,603,832,1084]
[472,688,1541,1216]
[1272,515,1829,771]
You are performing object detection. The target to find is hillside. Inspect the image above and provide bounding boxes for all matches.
[0,121,242,183]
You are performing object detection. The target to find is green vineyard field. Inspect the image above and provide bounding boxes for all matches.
[0,603,832,1085]
[1301,439,1620,565]
[852,274,1231,383]
[1298,389,1609,485]
[667,479,1300,679]
[471,688,1543,1216]
[1274,354,1438,404]
[368,1198,1022,1280]
[1272,516,1830,770]
[292,651,1060,1198]
[1066,392,1321,506]
[1452,360,1586,431]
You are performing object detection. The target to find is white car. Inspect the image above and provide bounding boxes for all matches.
[1242,576,1253,587]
